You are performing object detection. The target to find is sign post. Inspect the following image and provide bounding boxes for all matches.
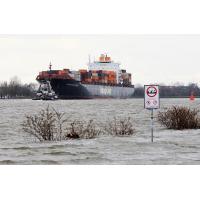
[151,109,154,142]
[144,85,160,142]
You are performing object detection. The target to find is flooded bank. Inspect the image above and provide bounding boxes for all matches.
[0,98,200,164]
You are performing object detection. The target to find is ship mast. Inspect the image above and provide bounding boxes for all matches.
[49,62,52,71]
[88,55,91,65]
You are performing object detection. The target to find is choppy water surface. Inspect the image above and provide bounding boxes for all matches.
[0,98,200,164]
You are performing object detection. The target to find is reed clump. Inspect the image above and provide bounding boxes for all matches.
[105,117,135,136]
[158,106,200,130]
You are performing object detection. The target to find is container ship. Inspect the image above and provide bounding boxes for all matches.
[34,54,135,100]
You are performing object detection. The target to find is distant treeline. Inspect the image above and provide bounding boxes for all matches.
[1,76,199,99]
[0,77,37,99]
[134,83,200,98]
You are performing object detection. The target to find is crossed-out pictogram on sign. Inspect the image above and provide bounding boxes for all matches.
[146,86,158,97]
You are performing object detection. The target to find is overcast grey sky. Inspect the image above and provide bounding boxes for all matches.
[0,35,200,85]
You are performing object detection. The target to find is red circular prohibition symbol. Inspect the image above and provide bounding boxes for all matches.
[146,86,157,97]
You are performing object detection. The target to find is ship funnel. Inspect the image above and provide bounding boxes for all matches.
[99,54,105,62]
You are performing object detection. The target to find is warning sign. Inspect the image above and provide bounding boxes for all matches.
[144,85,160,109]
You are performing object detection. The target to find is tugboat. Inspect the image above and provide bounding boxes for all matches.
[33,80,58,100]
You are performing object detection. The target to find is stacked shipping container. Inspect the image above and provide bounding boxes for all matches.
[37,68,132,86]
[121,70,132,86]
[79,69,117,85]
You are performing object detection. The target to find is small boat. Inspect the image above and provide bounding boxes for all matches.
[32,81,58,100]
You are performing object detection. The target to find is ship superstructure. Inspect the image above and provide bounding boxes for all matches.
[35,54,134,99]
[88,54,122,84]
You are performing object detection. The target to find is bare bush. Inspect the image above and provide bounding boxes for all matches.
[52,108,69,141]
[22,106,135,142]
[65,120,100,139]
[105,117,135,136]
[22,106,58,141]
[158,106,200,130]
[22,107,100,141]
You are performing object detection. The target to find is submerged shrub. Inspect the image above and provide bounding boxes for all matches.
[22,106,135,142]
[52,108,69,141]
[105,117,135,136]
[158,106,200,130]
[22,106,100,141]
[65,120,100,139]
[22,106,63,141]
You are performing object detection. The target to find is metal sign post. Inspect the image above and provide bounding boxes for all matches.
[144,85,160,142]
[151,109,154,142]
